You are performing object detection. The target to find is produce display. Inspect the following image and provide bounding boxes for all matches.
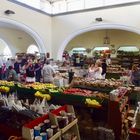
[72,77,123,88]
[35,91,51,101]
[0,86,10,93]
[18,82,57,90]
[63,88,109,99]
[110,87,130,101]
[107,65,125,73]
[85,98,102,107]
[63,88,92,97]
[0,80,14,87]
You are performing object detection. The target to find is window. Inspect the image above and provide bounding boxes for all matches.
[67,0,83,11]
[40,1,52,14]
[52,1,67,14]
[27,44,39,54]
[13,0,140,15]
[85,0,104,8]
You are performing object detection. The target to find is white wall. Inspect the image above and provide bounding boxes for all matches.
[0,0,52,56]
[52,4,140,60]
[1,1,140,60]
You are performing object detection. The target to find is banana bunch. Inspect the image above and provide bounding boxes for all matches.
[35,91,51,101]
[85,98,101,107]
[0,80,14,86]
[26,83,57,90]
[49,89,59,93]
[0,86,10,93]
[45,83,57,88]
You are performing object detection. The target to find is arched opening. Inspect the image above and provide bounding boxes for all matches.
[57,23,140,60]
[0,17,45,53]
[27,44,40,54]
[0,39,12,62]
[3,46,12,59]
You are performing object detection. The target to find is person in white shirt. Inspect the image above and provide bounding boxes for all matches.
[106,54,111,66]
[94,61,103,80]
[87,63,95,79]
[42,61,56,83]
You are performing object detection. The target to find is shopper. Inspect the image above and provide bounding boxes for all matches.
[131,65,140,86]
[25,60,35,83]
[42,60,56,83]
[87,63,95,79]
[14,60,21,80]
[35,59,42,82]
[6,58,12,68]
[94,61,103,79]
[7,66,18,81]
[1,63,7,80]
[101,59,107,79]
[106,54,111,66]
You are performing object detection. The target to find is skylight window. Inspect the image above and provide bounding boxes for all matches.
[13,0,140,15]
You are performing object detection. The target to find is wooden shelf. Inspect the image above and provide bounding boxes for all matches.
[22,105,80,140]
[117,90,128,102]
[61,119,78,134]
[120,97,128,112]
[108,90,130,140]
[49,131,61,140]
[122,108,129,123]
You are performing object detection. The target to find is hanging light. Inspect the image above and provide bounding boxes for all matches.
[103,30,110,45]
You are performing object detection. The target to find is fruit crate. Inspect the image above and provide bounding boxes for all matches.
[16,87,36,101]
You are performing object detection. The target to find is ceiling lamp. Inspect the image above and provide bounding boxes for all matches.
[95,17,103,22]
[4,10,15,15]
[103,30,110,45]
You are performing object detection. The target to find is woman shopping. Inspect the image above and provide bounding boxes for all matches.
[87,61,103,80]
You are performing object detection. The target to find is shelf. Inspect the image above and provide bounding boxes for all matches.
[117,90,128,102]
[120,97,128,112]
[49,131,61,140]
[61,119,78,134]
[122,108,129,123]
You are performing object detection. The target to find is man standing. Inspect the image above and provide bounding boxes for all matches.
[42,61,55,83]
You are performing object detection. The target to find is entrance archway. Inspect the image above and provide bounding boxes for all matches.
[57,23,140,60]
[0,17,45,53]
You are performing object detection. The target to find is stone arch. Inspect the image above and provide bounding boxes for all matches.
[0,17,45,53]
[57,23,140,60]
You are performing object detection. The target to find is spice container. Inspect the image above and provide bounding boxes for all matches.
[51,125,58,134]
[44,119,51,129]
